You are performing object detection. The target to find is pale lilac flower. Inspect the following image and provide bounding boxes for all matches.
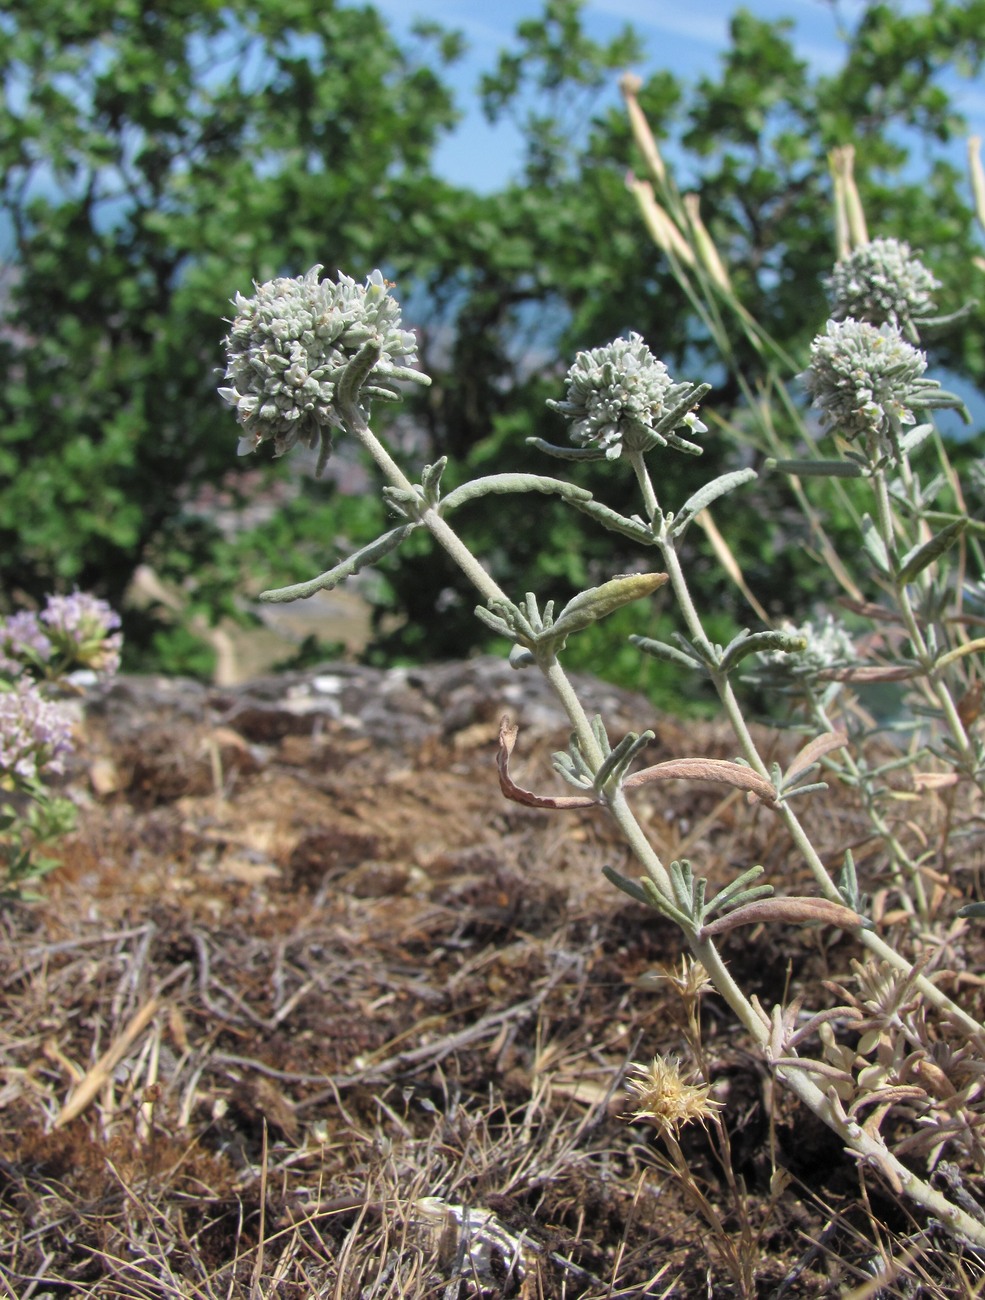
[41,592,123,677]
[0,611,52,675]
[0,680,74,784]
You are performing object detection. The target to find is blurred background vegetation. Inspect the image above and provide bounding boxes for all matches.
[2,0,983,706]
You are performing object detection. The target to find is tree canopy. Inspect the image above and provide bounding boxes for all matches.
[1,0,983,678]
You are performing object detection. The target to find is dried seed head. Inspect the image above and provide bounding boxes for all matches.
[652,955,715,1002]
[623,1056,721,1134]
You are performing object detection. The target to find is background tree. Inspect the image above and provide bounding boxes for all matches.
[0,0,462,642]
[2,0,983,686]
[369,0,985,682]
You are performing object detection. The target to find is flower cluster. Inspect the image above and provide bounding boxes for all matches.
[0,592,123,681]
[220,266,426,471]
[0,679,74,785]
[548,333,705,460]
[827,238,939,333]
[0,612,52,676]
[800,318,929,445]
[756,614,856,681]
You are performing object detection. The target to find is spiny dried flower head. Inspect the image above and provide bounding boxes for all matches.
[827,238,940,335]
[623,1056,721,1135]
[801,318,930,447]
[0,679,74,786]
[548,333,706,460]
[650,955,715,1002]
[220,267,427,473]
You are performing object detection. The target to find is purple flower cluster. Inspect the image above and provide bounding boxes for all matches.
[0,612,53,676]
[0,679,74,784]
[0,592,123,681]
[41,592,123,677]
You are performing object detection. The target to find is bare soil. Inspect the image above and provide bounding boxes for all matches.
[2,659,983,1297]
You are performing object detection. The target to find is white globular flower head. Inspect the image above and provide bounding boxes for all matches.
[801,318,928,447]
[219,267,425,473]
[826,238,940,333]
[549,333,706,460]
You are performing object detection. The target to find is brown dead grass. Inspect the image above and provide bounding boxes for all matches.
[2,664,985,1297]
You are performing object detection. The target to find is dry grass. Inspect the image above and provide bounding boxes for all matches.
[2,665,985,1297]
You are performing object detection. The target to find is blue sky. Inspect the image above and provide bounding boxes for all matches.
[370,0,985,193]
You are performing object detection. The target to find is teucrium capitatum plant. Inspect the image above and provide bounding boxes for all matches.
[219,252,985,1249]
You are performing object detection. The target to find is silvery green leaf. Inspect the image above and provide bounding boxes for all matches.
[765,457,866,479]
[670,859,698,915]
[957,902,985,920]
[508,645,537,668]
[720,629,807,674]
[525,438,610,461]
[382,485,425,519]
[672,632,721,670]
[703,865,771,919]
[337,339,383,411]
[860,514,890,574]
[601,865,652,907]
[420,458,447,503]
[630,635,704,671]
[895,423,935,457]
[777,780,829,801]
[440,474,593,513]
[896,518,968,585]
[550,574,668,639]
[650,381,713,436]
[912,387,969,419]
[670,468,758,538]
[593,730,655,794]
[552,751,595,789]
[568,497,655,545]
[259,524,416,603]
[473,606,514,637]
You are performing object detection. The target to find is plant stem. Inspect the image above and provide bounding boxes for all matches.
[657,526,981,1034]
[348,415,509,609]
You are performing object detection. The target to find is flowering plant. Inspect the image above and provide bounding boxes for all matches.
[221,202,985,1255]
[0,591,122,899]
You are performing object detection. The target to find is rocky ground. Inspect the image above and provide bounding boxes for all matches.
[1,659,983,1297]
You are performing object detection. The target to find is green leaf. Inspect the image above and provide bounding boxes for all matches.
[765,457,866,479]
[550,573,669,639]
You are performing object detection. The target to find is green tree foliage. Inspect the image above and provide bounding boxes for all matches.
[2,0,983,683]
[373,0,985,671]
[0,0,462,614]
